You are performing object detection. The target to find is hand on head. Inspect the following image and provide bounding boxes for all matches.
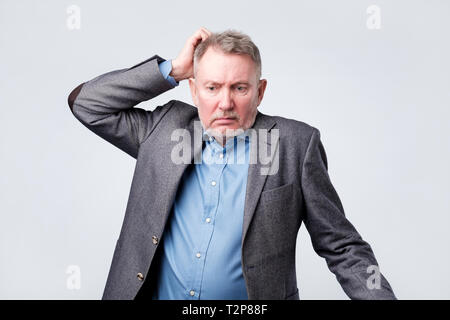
[170,27,212,82]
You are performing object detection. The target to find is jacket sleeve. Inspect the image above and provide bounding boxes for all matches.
[68,55,176,159]
[301,128,397,300]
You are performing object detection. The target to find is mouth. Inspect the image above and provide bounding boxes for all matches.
[214,117,236,124]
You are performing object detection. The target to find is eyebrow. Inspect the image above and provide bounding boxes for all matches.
[204,81,251,86]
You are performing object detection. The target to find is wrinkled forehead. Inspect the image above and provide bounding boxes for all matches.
[194,47,258,83]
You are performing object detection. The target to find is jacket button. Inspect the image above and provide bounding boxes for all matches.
[152,236,158,245]
[137,272,144,281]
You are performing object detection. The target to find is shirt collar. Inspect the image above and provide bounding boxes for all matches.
[202,128,251,151]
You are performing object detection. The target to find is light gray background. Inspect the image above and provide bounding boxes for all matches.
[1,0,449,299]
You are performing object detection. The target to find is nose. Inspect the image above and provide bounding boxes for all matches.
[218,88,234,111]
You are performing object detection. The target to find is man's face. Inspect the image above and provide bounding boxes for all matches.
[189,47,267,142]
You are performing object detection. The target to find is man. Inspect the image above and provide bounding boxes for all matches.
[68,27,397,300]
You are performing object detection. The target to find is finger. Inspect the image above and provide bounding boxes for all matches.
[190,30,208,49]
[191,29,206,44]
[186,34,202,50]
[200,27,212,36]
[199,30,209,41]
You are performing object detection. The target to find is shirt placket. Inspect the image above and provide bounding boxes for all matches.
[189,141,228,299]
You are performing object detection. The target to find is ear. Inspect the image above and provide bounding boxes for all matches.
[256,79,267,106]
[188,78,199,106]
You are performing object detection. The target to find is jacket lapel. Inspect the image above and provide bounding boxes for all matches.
[241,111,277,247]
[147,115,203,235]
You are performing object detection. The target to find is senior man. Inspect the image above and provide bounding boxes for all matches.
[68,27,396,300]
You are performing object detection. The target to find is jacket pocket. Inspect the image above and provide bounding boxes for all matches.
[260,183,293,205]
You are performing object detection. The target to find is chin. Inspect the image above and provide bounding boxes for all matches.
[207,125,244,139]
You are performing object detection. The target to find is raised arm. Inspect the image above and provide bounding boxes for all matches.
[67,27,212,159]
[68,55,176,159]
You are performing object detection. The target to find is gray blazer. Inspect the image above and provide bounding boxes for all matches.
[68,55,397,300]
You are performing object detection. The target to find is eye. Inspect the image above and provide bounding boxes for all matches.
[236,86,248,93]
[207,86,215,91]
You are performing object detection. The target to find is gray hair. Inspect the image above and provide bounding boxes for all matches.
[193,29,262,80]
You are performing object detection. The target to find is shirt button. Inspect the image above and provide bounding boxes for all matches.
[196,252,201,258]
[190,290,195,296]
[219,153,224,159]
[137,273,144,281]
[205,218,211,223]
[152,235,158,245]
[211,181,216,186]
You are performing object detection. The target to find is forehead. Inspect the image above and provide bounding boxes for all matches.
[195,47,257,83]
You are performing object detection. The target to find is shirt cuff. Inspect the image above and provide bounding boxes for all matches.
[158,60,179,87]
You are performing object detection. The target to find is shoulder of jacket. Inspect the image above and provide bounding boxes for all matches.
[264,113,319,138]
[167,99,198,114]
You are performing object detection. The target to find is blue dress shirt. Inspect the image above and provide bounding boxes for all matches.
[158,60,179,87]
[152,61,250,299]
[152,130,251,300]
